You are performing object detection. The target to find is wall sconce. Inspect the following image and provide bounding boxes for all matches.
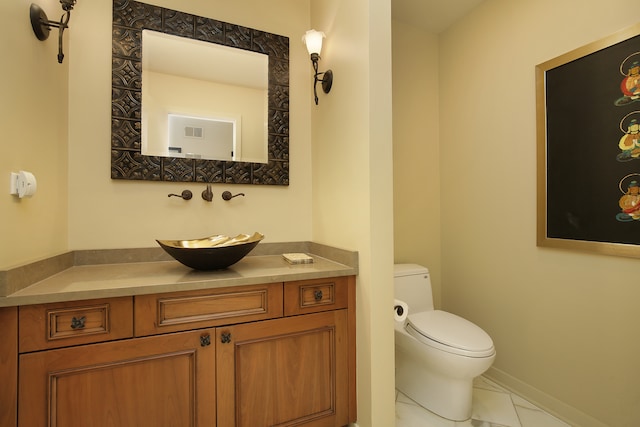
[30,0,78,63]
[303,29,333,105]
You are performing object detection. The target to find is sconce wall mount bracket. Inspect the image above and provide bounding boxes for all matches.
[30,4,51,41]
[30,1,77,63]
[310,53,333,105]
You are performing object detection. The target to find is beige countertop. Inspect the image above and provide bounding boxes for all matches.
[0,242,358,307]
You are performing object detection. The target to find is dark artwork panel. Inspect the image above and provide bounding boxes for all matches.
[544,33,640,245]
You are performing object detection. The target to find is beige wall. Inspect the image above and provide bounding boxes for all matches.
[4,0,396,425]
[310,0,395,425]
[0,0,69,269]
[392,21,442,307]
[395,0,640,426]
[67,0,314,249]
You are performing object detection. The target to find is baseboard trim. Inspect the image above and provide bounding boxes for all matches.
[484,367,609,427]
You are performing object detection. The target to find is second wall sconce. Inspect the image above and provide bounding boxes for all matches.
[30,0,78,63]
[303,29,333,105]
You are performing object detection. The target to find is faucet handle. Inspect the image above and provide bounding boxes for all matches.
[168,190,193,200]
[222,191,245,201]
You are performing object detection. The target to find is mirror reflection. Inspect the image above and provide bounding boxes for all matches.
[141,30,268,163]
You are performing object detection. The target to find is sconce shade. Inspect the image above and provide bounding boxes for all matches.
[304,29,325,56]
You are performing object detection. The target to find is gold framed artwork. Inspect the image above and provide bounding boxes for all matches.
[536,23,640,258]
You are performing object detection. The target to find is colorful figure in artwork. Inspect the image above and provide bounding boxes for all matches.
[621,61,640,97]
[615,54,640,106]
[616,176,640,221]
[616,114,640,161]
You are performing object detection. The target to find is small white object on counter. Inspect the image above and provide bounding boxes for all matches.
[282,253,314,264]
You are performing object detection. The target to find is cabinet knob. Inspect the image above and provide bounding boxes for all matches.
[70,316,86,330]
[314,290,323,301]
[220,331,232,344]
[200,334,211,347]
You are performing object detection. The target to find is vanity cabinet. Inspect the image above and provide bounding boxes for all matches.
[216,310,349,427]
[18,328,216,427]
[3,275,356,427]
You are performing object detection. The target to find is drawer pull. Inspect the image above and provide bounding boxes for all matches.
[200,334,211,347]
[221,332,232,344]
[314,290,323,301]
[70,316,86,330]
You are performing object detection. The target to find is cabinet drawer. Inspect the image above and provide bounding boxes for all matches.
[19,297,134,353]
[284,276,349,316]
[134,282,283,336]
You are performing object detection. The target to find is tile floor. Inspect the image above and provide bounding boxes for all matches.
[395,376,572,427]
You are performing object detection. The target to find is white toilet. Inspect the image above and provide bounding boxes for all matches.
[394,264,496,421]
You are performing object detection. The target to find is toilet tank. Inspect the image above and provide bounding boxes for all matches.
[394,264,434,312]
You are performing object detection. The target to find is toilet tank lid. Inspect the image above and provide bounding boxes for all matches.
[394,263,429,278]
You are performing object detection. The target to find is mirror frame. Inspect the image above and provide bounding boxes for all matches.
[111,0,289,185]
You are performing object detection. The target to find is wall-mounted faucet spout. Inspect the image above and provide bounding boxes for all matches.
[202,185,213,202]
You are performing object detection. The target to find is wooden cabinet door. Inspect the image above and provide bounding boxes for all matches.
[217,310,348,427]
[19,329,216,427]
[0,307,17,427]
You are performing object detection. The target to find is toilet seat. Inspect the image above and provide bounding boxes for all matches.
[406,310,495,358]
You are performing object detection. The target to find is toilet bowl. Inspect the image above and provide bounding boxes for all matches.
[394,264,496,421]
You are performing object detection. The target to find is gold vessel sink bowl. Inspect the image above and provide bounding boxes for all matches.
[157,232,264,270]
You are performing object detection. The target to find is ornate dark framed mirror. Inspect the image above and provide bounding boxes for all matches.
[111,0,289,185]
